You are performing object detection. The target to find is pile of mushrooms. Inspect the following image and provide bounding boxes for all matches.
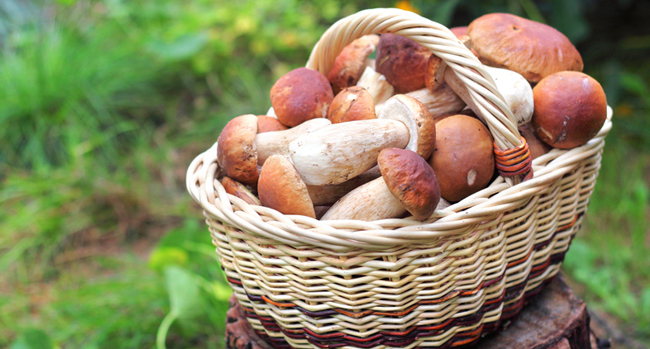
[214,13,608,222]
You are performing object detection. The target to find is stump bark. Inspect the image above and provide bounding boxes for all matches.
[225,274,604,349]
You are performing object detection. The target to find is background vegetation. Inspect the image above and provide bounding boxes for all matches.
[1,0,648,348]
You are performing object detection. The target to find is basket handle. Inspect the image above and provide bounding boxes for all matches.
[306,8,528,182]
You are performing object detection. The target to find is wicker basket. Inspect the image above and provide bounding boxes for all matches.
[186,8,612,349]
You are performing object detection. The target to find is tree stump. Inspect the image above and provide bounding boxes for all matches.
[225,274,605,349]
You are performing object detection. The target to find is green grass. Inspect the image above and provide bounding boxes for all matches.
[564,135,650,340]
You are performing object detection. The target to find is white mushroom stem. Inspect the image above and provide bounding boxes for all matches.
[321,177,404,221]
[443,65,533,127]
[405,85,466,118]
[306,167,381,206]
[356,66,394,113]
[255,118,331,165]
[289,119,408,185]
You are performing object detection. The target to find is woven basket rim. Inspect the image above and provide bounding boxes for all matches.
[185,8,613,249]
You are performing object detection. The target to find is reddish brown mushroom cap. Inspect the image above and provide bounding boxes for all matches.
[532,71,607,149]
[270,67,334,128]
[257,115,288,133]
[217,114,259,186]
[258,155,316,218]
[467,13,583,83]
[430,114,495,202]
[378,148,440,220]
[327,86,376,124]
[518,123,552,160]
[222,176,260,206]
[450,26,468,38]
[327,34,380,95]
[375,34,431,93]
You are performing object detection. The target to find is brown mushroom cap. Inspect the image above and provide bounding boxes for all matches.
[378,148,440,220]
[327,34,380,95]
[450,26,468,38]
[424,54,445,92]
[518,123,552,160]
[270,67,334,128]
[467,13,583,83]
[217,114,259,186]
[532,71,607,149]
[430,114,495,202]
[222,176,260,206]
[375,33,431,93]
[327,86,376,124]
[257,154,315,218]
[257,115,288,133]
[378,94,436,159]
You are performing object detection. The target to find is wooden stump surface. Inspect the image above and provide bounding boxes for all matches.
[225,274,606,349]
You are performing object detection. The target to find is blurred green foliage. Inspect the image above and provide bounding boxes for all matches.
[0,0,649,347]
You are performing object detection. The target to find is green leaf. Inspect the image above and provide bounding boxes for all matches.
[164,266,204,321]
[147,33,209,61]
[10,329,53,349]
[149,247,189,272]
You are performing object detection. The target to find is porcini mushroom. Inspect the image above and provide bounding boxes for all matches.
[532,71,607,149]
[444,65,534,127]
[375,33,431,93]
[217,115,331,185]
[257,115,288,133]
[327,86,376,123]
[270,67,334,127]
[327,34,380,95]
[467,13,583,83]
[257,154,315,218]
[222,177,260,206]
[356,66,395,112]
[321,148,441,221]
[217,114,259,186]
[289,94,435,185]
[430,114,495,202]
[404,85,465,118]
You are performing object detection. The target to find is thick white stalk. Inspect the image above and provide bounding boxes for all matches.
[255,118,331,165]
[289,119,408,186]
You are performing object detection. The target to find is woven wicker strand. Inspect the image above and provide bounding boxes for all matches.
[186,8,613,349]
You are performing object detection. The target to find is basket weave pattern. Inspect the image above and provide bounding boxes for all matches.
[186,9,612,349]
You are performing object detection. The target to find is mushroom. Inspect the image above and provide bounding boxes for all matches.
[327,86,376,123]
[217,114,259,186]
[216,115,331,185]
[289,94,435,185]
[270,67,334,127]
[257,154,315,218]
[327,34,380,95]
[306,167,381,206]
[356,65,395,112]
[257,115,288,133]
[255,118,332,164]
[531,71,607,149]
[321,148,441,221]
[444,65,534,127]
[375,33,431,93]
[404,86,465,119]
[429,114,495,202]
[518,123,552,160]
[466,13,583,83]
[221,177,260,206]
[450,26,468,37]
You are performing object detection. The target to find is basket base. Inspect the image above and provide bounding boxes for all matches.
[225,274,602,349]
